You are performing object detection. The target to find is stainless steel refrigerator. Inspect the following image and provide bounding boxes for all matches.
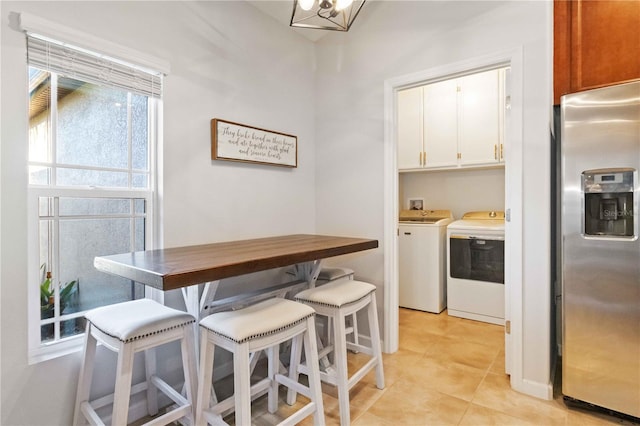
[561,80,640,418]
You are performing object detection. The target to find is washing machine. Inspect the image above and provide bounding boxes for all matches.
[447,211,505,325]
[398,209,454,313]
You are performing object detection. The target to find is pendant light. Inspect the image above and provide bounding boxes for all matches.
[290,0,366,32]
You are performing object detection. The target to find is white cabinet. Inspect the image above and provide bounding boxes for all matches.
[458,69,504,166]
[397,87,423,169]
[424,79,458,168]
[398,224,447,313]
[397,68,506,171]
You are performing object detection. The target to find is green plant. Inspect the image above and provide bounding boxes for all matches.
[40,264,78,319]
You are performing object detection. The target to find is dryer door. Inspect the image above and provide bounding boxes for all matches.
[449,235,505,284]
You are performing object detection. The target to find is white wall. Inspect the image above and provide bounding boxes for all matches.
[400,168,505,219]
[1,2,316,424]
[314,0,552,396]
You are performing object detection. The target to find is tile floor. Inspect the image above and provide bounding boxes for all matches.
[246,308,639,425]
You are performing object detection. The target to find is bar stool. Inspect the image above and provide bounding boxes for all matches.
[195,297,325,426]
[316,267,360,349]
[289,280,385,425]
[73,299,197,426]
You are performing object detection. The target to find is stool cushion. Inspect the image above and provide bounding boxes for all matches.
[199,298,315,344]
[318,267,355,282]
[295,280,376,308]
[85,299,195,343]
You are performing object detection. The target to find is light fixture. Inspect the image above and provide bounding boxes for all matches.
[290,0,366,32]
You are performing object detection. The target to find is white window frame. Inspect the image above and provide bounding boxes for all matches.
[27,187,157,364]
[20,13,166,363]
[27,93,159,362]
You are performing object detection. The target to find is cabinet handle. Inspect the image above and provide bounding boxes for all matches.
[423,151,427,165]
[500,144,504,160]
[494,144,498,160]
[418,152,422,166]
[404,232,412,235]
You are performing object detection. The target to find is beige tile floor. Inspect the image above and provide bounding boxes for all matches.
[245,308,639,425]
[137,308,640,425]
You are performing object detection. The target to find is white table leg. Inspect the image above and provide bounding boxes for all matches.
[181,280,221,423]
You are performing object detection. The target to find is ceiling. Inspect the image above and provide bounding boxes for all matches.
[247,0,330,42]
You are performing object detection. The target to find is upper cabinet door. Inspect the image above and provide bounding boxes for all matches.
[458,69,501,166]
[423,78,458,168]
[554,0,640,104]
[397,86,423,170]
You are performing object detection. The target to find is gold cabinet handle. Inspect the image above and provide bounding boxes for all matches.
[500,144,504,160]
[494,144,498,160]
[423,151,426,165]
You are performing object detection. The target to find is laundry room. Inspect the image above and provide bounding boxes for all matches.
[398,167,506,318]
[396,66,509,372]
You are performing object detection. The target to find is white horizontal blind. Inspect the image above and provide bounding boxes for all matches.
[27,35,162,98]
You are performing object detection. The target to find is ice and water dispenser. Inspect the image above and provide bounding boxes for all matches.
[583,168,635,237]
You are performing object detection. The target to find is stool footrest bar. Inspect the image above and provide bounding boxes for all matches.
[275,374,311,399]
[277,402,316,426]
[80,401,105,426]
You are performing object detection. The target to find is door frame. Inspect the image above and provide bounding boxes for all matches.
[382,47,524,386]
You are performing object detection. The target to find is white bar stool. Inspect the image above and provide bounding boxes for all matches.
[195,298,325,426]
[73,299,198,426]
[290,280,385,425]
[316,267,360,348]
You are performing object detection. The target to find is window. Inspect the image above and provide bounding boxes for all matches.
[27,34,162,362]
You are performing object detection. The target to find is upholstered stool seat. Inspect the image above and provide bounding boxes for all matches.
[73,299,198,426]
[317,267,354,282]
[195,298,325,426]
[290,279,385,425]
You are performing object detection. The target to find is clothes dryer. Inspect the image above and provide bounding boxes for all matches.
[447,211,505,325]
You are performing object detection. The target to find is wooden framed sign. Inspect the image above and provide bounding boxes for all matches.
[211,119,297,168]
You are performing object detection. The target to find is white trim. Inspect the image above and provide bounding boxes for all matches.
[0,19,3,415]
[503,47,526,396]
[17,12,170,75]
[513,378,554,400]
[383,48,525,390]
[28,186,153,199]
[383,79,399,353]
[146,97,164,304]
[28,334,84,365]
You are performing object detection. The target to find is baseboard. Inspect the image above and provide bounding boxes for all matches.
[512,376,554,400]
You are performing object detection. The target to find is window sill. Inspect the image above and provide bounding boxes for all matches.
[29,334,84,365]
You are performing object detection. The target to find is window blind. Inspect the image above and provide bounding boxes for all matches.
[27,35,162,98]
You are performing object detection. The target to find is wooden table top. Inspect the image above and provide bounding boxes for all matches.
[94,234,378,291]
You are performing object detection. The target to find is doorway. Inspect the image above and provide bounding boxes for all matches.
[382,48,524,385]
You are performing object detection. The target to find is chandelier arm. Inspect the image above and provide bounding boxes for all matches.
[292,13,322,25]
[316,8,348,30]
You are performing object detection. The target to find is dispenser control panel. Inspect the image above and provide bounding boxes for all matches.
[582,168,635,237]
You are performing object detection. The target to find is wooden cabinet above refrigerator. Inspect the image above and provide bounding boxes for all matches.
[554,0,640,105]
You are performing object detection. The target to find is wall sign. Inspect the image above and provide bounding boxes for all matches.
[211,119,297,168]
